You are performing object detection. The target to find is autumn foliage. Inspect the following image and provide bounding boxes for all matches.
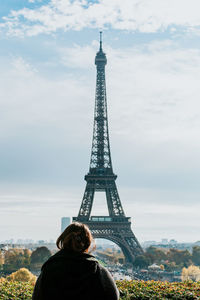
[117,280,200,299]
[6,268,37,285]
[0,279,200,299]
[182,265,200,282]
[0,280,33,299]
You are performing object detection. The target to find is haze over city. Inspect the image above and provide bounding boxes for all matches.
[0,0,200,243]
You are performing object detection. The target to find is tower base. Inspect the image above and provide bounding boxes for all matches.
[73,216,143,264]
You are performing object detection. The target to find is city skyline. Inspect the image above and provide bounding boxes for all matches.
[0,0,200,243]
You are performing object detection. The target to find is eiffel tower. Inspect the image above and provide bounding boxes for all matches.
[73,33,143,264]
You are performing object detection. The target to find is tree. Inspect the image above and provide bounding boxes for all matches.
[164,261,179,271]
[133,255,151,268]
[145,247,166,264]
[23,249,32,267]
[4,249,22,271]
[181,265,200,282]
[31,247,51,265]
[0,277,5,283]
[145,246,157,256]
[4,249,32,271]
[160,264,165,270]
[0,250,4,266]
[153,249,167,263]
[192,246,200,266]
[6,268,36,285]
[167,249,191,267]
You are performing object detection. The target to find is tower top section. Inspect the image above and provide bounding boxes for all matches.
[95,31,107,66]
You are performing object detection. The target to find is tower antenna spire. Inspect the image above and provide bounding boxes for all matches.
[100,31,102,50]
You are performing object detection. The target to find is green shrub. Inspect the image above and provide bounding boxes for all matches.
[6,268,37,285]
[0,280,33,299]
[0,279,200,299]
[116,280,200,299]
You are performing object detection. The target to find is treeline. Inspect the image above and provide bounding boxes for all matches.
[0,246,51,273]
[1,245,200,273]
[96,248,125,264]
[134,246,200,270]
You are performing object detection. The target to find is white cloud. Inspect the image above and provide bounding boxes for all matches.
[28,0,43,2]
[0,184,199,242]
[1,40,200,179]
[59,40,200,148]
[0,55,92,141]
[59,42,97,69]
[1,0,200,36]
[11,56,38,77]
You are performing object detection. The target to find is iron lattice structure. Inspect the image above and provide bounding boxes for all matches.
[73,33,143,264]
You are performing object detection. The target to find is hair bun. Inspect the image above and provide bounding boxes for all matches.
[56,222,94,253]
[74,234,81,242]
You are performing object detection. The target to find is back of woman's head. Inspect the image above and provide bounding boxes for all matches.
[56,222,93,253]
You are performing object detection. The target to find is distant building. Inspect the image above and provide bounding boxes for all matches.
[38,240,46,245]
[142,241,158,248]
[148,263,162,270]
[194,241,200,246]
[169,239,177,245]
[61,217,71,233]
[161,239,168,244]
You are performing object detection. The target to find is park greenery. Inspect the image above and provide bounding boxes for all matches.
[0,245,200,299]
[96,246,200,271]
[0,245,200,274]
[0,246,51,272]
[182,265,200,282]
[0,245,200,271]
[117,280,200,299]
[0,280,33,300]
[132,246,200,270]
[6,268,37,285]
[0,278,200,299]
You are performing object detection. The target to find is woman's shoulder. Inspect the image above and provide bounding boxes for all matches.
[95,264,120,300]
[41,249,99,272]
[96,263,112,278]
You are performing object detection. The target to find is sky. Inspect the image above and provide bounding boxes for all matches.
[0,0,200,244]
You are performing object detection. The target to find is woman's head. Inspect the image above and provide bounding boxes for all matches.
[56,222,94,253]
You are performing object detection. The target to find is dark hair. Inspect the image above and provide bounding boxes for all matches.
[56,222,94,253]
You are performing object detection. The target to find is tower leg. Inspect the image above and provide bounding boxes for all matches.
[78,183,94,220]
[80,220,143,264]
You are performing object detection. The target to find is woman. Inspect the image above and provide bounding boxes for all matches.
[32,222,119,300]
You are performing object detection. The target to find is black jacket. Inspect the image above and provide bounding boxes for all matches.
[32,249,119,300]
